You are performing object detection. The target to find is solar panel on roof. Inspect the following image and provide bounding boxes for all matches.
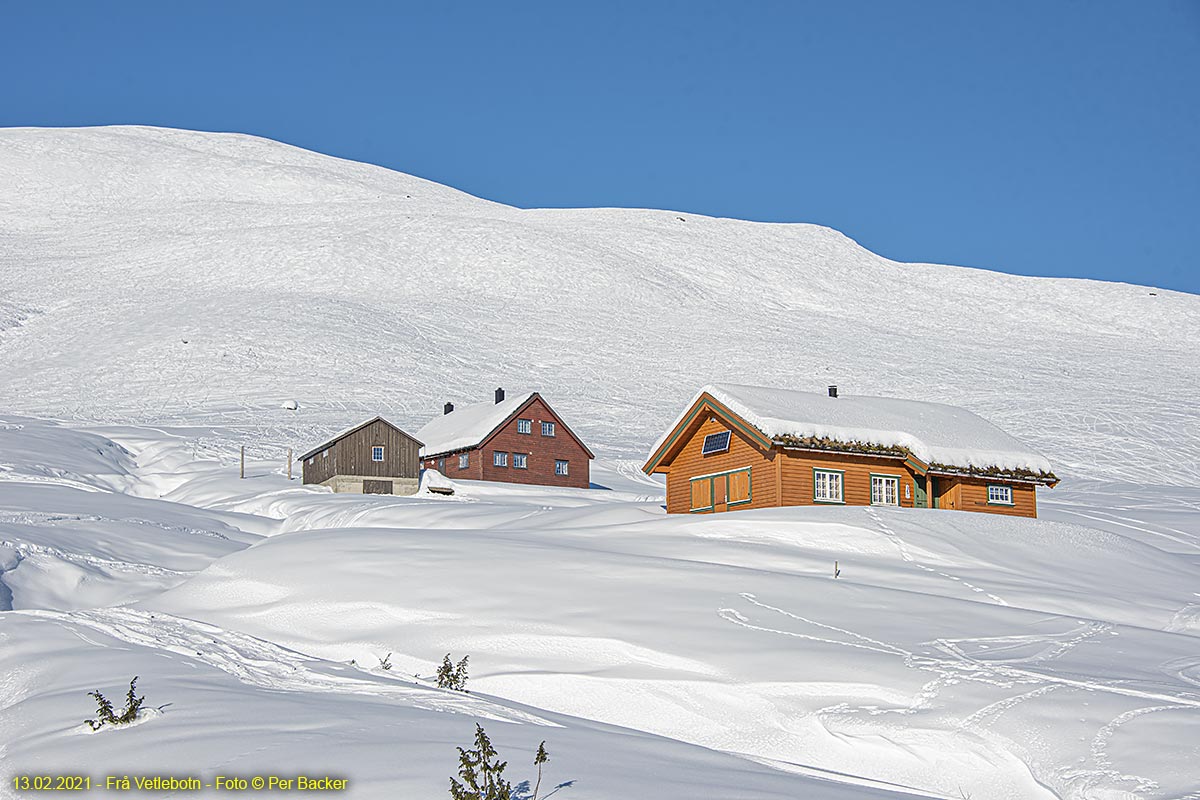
[702,430,731,455]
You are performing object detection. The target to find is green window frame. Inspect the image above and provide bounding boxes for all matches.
[812,468,845,504]
[987,484,1015,506]
[727,467,753,507]
[689,467,752,512]
[689,475,714,512]
[869,473,901,506]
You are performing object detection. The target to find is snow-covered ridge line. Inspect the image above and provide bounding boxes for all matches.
[2,125,1198,486]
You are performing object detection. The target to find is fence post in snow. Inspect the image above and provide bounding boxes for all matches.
[287,447,293,481]
[240,445,245,479]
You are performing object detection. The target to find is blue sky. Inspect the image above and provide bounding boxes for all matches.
[3,1,1198,293]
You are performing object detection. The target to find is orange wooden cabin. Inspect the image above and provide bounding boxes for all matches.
[643,384,1058,518]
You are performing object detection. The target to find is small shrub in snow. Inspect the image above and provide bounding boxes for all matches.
[448,729,555,800]
[437,653,469,691]
[86,676,145,731]
[449,724,510,800]
[532,741,549,800]
[379,652,392,671]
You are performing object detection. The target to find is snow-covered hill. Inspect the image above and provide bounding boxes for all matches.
[2,127,1199,800]
[2,126,1198,485]
[1,418,1198,800]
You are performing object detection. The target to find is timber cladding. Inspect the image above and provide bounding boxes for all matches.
[648,392,1043,519]
[777,449,921,509]
[664,413,775,514]
[302,445,338,485]
[337,419,420,479]
[946,477,1037,517]
[301,417,422,486]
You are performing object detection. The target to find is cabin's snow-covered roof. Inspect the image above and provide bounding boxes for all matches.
[653,383,1052,474]
[416,392,538,457]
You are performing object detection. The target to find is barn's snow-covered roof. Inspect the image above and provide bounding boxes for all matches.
[416,392,539,457]
[651,383,1053,475]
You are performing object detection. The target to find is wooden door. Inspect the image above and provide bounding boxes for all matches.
[913,477,928,508]
[713,474,728,511]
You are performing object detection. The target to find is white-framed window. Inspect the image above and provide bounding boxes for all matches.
[306,458,313,465]
[554,459,569,476]
[322,449,329,459]
[987,485,1014,505]
[513,453,528,469]
[871,475,899,506]
[813,469,843,503]
[493,451,508,467]
[372,446,384,462]
[541,421,556,437]
[517,418,532,434]
[458,453,469,470]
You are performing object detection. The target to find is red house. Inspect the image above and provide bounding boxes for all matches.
[416,388,593,489]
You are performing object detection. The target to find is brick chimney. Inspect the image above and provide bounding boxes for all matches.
[443,402,454,415]
[495,387,505,404]
[828,385,838,398]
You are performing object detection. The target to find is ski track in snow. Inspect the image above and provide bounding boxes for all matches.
[865,507,1009,606]
[720,592,1200,718]
[0,538,189,578]
[721,586,1200,798]
[25,607,555,727]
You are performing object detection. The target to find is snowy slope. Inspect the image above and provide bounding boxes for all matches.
[2,127,1199,799]
[1,126,1198,487]
[1,420,1198,800]
[0,419,941,800]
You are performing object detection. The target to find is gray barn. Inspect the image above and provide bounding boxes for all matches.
[298,417,423,495]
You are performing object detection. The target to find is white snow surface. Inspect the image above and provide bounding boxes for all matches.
[1,126,1198,486]
[656,383,1053,474]
[1,126,1199,799]
[415,391,537,457]
[1,419,1198,800]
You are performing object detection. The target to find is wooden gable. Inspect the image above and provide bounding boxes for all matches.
[643,392,772,475]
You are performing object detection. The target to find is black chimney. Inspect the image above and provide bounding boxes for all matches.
[828,385,838,398]
[443,402,454,415]
[495,387,505,404]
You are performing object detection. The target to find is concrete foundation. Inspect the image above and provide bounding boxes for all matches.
[319,475,419,496]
